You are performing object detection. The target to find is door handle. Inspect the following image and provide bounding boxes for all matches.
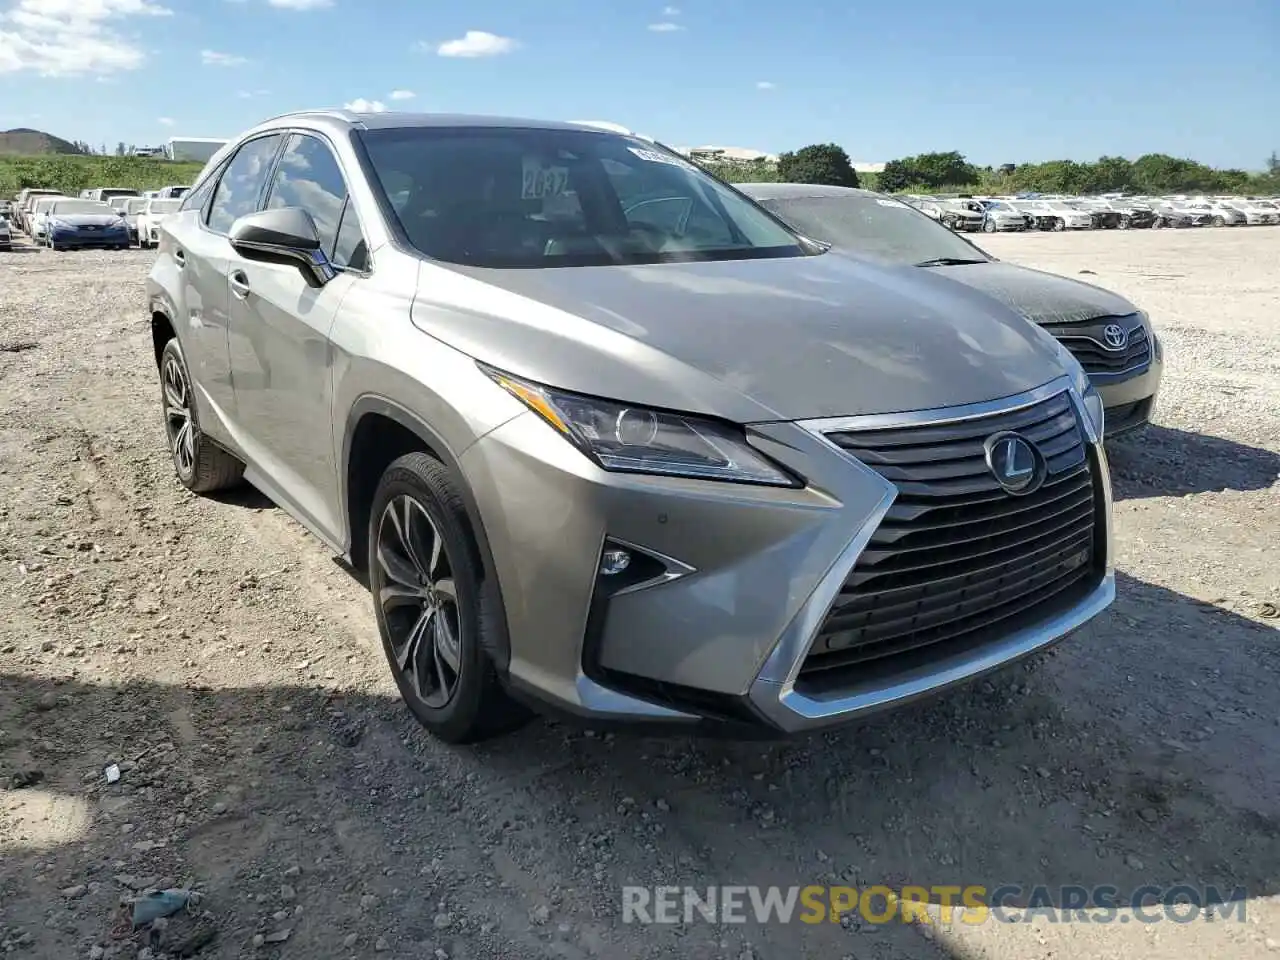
[230,271,250,298]
[173,249,185,267]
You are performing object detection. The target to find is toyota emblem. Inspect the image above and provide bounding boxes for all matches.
[983,431,1045,495]
[1102,323,1127,350]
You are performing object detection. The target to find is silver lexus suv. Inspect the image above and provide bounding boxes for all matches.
[146,110,1115,743]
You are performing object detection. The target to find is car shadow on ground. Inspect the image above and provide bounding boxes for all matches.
[1107,424,1280,500]
[3,572,1277,956]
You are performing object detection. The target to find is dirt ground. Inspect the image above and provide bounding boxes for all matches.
[1,227,1278,960]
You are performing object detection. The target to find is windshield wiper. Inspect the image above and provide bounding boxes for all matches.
[914,257,988,267]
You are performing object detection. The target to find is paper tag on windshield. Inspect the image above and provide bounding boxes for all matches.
[521,158,570,200]
[627,147,694,168]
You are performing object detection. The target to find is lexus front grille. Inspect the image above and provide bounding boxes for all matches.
[800,391,1104,692]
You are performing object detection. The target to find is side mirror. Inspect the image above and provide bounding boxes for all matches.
[228,207,336,288]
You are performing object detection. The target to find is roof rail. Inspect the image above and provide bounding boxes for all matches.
[253,108,358,126]
[567,120,655,142]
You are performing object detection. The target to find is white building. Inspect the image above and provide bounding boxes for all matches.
[167,137,228,163]
[676,146,780,165]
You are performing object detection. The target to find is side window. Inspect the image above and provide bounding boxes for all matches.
[181,162,223,215]
[332,200,369,271]
[207,134,283,234]
[264,134,349,256]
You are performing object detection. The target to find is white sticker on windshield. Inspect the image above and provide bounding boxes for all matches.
[876,198,910,208]
[627,147,695,168]
[521,158,570,200]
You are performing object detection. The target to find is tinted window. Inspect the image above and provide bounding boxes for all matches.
[360,126,804,268]
[332,201,369,271]
[207,135,283,234]
[265,134,348,256]
[756,194,990,266]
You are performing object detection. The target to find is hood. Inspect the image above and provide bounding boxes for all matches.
[51,213,124,228]
[409,252,1068,422]
[929,260,1138,327]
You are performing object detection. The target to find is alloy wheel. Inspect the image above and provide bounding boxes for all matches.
[161,354,196,478]
[375,495,462,709]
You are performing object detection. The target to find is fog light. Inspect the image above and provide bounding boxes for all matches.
[599,547,631,576]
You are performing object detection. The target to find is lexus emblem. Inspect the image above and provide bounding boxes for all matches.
[983,431,1044,495]
[1102,323,1127,350]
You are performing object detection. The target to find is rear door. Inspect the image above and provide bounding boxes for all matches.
[224,131,367,543]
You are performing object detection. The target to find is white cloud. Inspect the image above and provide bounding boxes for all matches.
[0,0,172,76]
[434,30,517,57]
[662,5,680,13]
[343,97,387,113]
[236,87,270,98]
[157,116,174,125]
[200,49,246,66]
[388,88,415,100]
[266,0,331,8]
[647,21,683,32]
[756,80,776,90]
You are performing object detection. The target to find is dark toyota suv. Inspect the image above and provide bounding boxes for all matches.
[741,183,1164,437]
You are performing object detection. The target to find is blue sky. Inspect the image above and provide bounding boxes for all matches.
[1,0,1276,170]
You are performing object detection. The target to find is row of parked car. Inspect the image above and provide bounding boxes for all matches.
[902,193,1280,232]
[2,184,190,251]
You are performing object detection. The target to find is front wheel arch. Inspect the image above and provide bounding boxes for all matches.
[341,398,512,674]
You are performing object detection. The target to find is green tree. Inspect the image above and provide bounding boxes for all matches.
[907,151,979,187]
[1085,155,1133,193]
[876,159,914,193]
[776,143,859,188]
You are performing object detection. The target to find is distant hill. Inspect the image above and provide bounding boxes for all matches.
[0,128,83,156]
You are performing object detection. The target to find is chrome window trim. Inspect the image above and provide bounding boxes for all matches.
[748,375,1116,732]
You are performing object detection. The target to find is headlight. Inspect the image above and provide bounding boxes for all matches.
[1053,340,1104,437]
[484,367,798,486]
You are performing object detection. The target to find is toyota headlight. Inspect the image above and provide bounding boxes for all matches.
[1054,340,1104,437]
[484,367,798,486]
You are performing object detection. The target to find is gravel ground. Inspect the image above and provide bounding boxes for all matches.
[1,228,1278,960]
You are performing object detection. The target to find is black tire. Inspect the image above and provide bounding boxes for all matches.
[1151,217,1163,229]
[1211,215,1225,227]
[982,219,997,233]
[157,338,244,493]
[368,452,528,743]
[1052,218,1066,232]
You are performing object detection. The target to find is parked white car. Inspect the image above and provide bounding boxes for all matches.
[28,196,69,241]
[906,198,985,232]
[977,199,1030,232]
[115,197,151,244]
[1188,200,1247,226]
[0,214,10,250]
[1017,201,1094,231]
[136,198,184,248]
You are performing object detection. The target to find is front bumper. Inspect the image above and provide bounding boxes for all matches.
[463,377,1115,734]
[49,229,130,248]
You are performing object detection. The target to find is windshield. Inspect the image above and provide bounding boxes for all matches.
[753,193,989,266]
[359,126,806,268]
[50,200,115,216]
[32,198,66,213]
[123,198,149,214]
[148,200,182,214]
